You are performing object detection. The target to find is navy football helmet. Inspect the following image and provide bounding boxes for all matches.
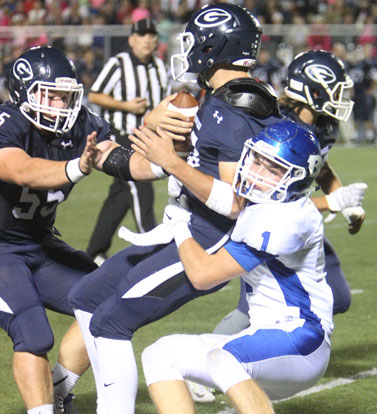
[171,3,262,86]
[285,50,354,122]
[234,120,322,204]
[8,46,83,134]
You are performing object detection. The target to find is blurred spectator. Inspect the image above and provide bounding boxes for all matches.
[131,0,151,22]
[22,0,36,14]
[348,42,377,143]
[251,48,287,95]
[331,41,357,144]
[100,0,117,24]
[116,0,134,25]
[284,12,309,53]
[28,0,46,25]
[76,48,102,110]
[62,1,85,25]
[150,0,172,60]
[307,14,331,51]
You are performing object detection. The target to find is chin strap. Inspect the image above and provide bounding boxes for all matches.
[213,77,280,119]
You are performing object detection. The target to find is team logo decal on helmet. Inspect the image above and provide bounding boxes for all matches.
[13,59,33,81]
[194,8,232,27]
[305,64,336,85]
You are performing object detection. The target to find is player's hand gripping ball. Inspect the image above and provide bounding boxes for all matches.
[167,91,199,157]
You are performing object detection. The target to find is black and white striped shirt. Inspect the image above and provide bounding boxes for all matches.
[90,49,170,135]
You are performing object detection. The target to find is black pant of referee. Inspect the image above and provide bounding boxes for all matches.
[87,133,157,264]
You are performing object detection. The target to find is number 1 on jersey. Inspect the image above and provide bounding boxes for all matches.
[260,231,270,252]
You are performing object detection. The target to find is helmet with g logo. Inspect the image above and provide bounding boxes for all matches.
[7,46,83,134]
[171,3,262,86]
[285,50,354,122]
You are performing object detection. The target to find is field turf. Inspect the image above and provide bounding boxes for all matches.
[1,144,376,413]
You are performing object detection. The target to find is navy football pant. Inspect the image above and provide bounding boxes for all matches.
[69,212,232,340]
[0,236,97,353]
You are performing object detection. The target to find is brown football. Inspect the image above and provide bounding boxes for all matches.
[167,91,199,157]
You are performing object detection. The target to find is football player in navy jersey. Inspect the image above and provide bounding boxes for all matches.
[0,45,170,414]
[68,3,283,413]
[213,50,368,338]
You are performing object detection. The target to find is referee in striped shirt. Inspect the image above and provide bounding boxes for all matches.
[86,18,171,265]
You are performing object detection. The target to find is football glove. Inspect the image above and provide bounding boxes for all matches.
[325,183,368,212]
[118,223,173,246]
[163,202,192,247]
[342,206,366,235]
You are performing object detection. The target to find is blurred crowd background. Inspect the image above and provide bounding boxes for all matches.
[0,0,376,144]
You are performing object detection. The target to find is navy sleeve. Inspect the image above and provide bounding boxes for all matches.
[0,103,30,150]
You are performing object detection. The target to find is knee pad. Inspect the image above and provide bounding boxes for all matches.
[8,305,54,354]
[142,336,183,385]
[206,348,250,393]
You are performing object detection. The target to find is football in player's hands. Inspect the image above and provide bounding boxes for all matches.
[167,91,199,157]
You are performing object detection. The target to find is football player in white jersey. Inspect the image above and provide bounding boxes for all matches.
[141,120,333,414]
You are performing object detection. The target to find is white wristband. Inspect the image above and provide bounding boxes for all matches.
[205,178,234,217]
[150,162,168,179]
[172,221,192,248]
[65,158,87,183]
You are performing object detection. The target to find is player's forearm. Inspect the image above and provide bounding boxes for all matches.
[163,158,241,218]
[98,143,160,181]
[311,195,331,212]
[316,161,342,194]
[9,157,73,189]
[178,237,220,290]
[165,157,214,203]
[88,92,129,112]
[130,153,162,181]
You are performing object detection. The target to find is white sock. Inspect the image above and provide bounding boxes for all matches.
[73,309,106,414]
[27,404,54,414]
[95,337,138,414]
[52,362,79,399]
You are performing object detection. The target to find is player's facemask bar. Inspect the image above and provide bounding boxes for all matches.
[171,32,197,83]
[319,75,354,122]
[233,140,306,204]
[21,79,83,135]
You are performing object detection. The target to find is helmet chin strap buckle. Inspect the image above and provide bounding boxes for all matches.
[20,102,31,113]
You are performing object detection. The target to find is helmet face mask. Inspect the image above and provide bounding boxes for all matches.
[233,121,322,204]
[285,50,354,122]
[171,3,262,84]
[8,46,84,135]
[21,78,83,134]
[171,32,196,83]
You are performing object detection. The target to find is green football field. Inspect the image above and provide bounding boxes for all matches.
[1,144,377,413]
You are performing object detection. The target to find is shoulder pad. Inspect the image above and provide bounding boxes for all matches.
[213,78,280,119]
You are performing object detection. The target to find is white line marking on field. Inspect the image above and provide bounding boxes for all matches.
[351,289,364,295]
